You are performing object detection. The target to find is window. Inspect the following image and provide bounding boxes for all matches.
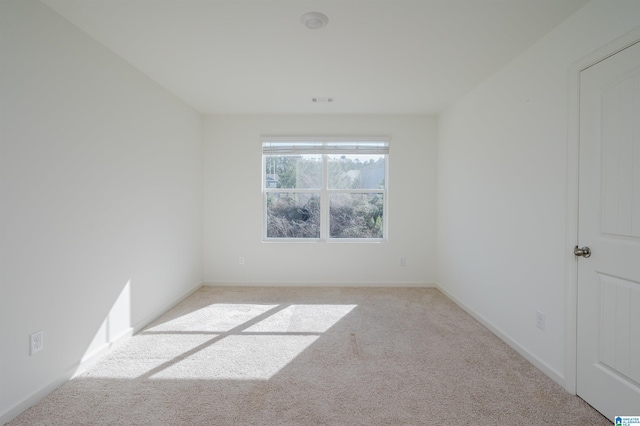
[262,138,388,241]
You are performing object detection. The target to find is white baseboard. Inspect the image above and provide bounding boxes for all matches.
[132,282,203,333]
[436,284,565,388]
[203,281,435,288]
[72,327,135,379]
[1,367,73,426]
[0,281,204,426]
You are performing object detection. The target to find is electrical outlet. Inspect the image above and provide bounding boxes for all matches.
[30,330,43,355]
[535,311,546,331]
[400,257,406,266]
[239,257,245,265]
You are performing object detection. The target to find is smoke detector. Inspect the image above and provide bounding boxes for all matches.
[301,12,329,30]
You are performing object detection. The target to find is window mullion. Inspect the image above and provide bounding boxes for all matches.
[321,154,329,240]
[330,189,384,194]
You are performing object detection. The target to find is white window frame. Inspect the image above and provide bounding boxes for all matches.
[262,136,389,242]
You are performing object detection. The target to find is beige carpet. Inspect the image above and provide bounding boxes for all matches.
[8,287,610,425]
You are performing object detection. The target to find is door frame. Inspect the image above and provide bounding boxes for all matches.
[565,26,640,395]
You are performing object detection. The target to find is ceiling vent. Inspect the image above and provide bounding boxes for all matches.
[312,97,335,103]
[301,12,329,30]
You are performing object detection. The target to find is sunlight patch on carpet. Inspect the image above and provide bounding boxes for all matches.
[150,335,319,380]
[144,304,357,380]
[145,304,279,333]
[244,304,357,333]
[83,334,218,379]
[86,303,357,380]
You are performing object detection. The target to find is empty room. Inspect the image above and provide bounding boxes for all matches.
[2,0,640,424]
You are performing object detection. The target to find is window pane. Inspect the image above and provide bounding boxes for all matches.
[328,154,385,189]
[264,155,322,189]
[330,193,384,238]
[266,192,320,238]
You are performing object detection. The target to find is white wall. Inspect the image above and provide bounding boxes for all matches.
[203,115,436,286]
[0,0,203,421]
[437,0,640,385]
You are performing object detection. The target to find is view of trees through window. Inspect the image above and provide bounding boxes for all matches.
[264,151,386,239]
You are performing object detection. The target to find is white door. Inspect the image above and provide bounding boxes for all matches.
[577,40,640,420]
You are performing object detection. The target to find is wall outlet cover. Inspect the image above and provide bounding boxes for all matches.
[535,311,546,331]
[30,330,43,355]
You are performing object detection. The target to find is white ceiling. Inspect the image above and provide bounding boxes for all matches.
[41,0,589,115]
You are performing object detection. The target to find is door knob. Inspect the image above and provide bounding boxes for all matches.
[574,246,591,258]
